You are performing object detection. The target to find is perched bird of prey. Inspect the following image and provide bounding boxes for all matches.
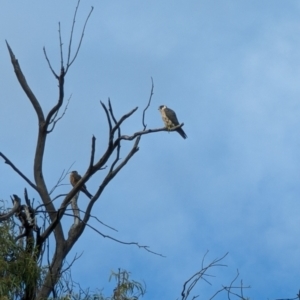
[70,170,92,199]
[158,105,187,139]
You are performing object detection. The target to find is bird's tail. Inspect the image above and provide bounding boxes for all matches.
[81,188,93,199]
[177,128,187,139]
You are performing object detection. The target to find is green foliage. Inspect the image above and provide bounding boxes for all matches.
[109,269,145,300]
[46,269,145,300]
[0,218,40,299]
[0,210,145,300]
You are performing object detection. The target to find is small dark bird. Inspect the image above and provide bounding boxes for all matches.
[158,105,187,139]
[70,170,92,199]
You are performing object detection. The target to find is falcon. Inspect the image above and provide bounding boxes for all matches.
[158,105,187,139]
[70,170,92,199]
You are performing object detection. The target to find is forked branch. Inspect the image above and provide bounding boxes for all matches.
[209,269,250,300]
[180,251,250,300]
[66,1,94,71]
[181,252,228,300]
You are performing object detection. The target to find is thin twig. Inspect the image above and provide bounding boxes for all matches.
[43,47,59,79]
[275,296,300,300]
[181,252,228,300]
[60,252,83,274]
[84,221,165,257]
[111,106,138,137]
[64,209,118,233]
[67,0,81,66]
[49,165,73,195]
[58,22,64,69]
[47,94,72,133]
[51,193,69,206]
[209,269,250,300]
[142,77,154,129]
[66,5,94,72]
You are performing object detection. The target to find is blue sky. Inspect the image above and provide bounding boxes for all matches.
[1,1,300,299]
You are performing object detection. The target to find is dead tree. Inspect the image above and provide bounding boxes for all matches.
[0,1,185,299]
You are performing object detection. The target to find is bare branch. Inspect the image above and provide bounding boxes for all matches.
[111,106,138,137]
[0,152,38,191]
[43,47,59,78]
[60,252,83,274]
[50,192,68,201]
[83,210,118,232]
[6,38,65,247]
[67,0,81,66]
[227,269,241,296]
[39,208,62,244]
[49,166,73,195]
[110,138,121,173]
[34,194,67,212]
[115,123,185,144]
[142,77,154,129]
[181,252,228,300]
[100,100,113,138]
[64,209,118,234]
[109,136,140,179]
[66,208,118,232]
[58,128,142,259]
[84,136,140,224]
[44,66,65,131]
[108,98,119,125]
[89,135,96,170]
[222,270,249,300]
[66,4,94,72]
[209,269,250,300]
[58,22,64,70]
[275,292,300,300]
[6,41,45,122]
[47,94,71,133]
[60,136,142,257]
[42,21,69,133]
[84,221,164,257]
[108,100,122,173]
